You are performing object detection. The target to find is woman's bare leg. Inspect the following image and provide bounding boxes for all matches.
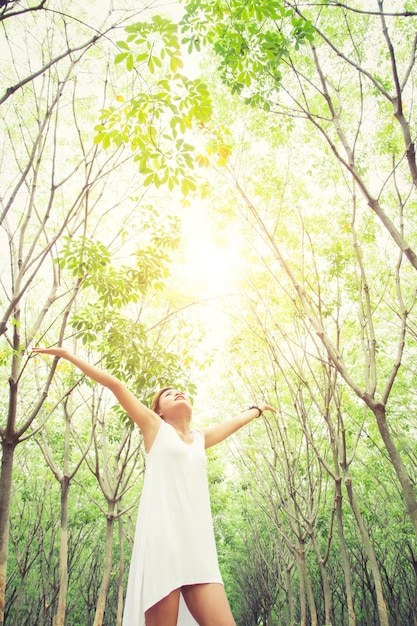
[182,583,236,626]
[145,588,181,626]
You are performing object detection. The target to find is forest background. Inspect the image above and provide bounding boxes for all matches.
[1,1,417,625]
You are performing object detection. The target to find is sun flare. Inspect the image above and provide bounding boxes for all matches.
[178,206,240,300]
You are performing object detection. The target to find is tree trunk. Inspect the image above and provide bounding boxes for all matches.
[93,505,115,626]
[0,440,16,626]
[53,476,70,626]
[372,403,417,536]
[285,566,295,626]
[334,478,356,626]
[344,475,389,626]
[310,530,333,625]
[263,606,273,625]
[0,322,20,626]
[295,551,307,626]
[116,512,125,626]
[299,546,318,626]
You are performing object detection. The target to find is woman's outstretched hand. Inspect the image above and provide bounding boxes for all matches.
[32,347,70,359]
[257,403,276,415]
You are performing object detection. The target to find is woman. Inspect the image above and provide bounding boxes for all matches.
[32,346,275,626]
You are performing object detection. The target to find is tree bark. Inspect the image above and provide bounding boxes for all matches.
[93,505,116,626]
[0,308,21,626]
[0,441,16,626]
[295,549,308,626]
[285,566,295,626]
[310,529,333,625]
[116,511,125,626]
[334,478,356,626]
[343,475,389,626]
[299,546,318,626]
[371,403,417,536]
[53,476,70,626]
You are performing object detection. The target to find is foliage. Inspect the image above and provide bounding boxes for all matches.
[181,0,314,108]
[94,14,213,195]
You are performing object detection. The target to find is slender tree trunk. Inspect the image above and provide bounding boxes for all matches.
[116,512,125,626]
[343,475,389,626]
[299,546,318,626]
[0,303,59,625]
[334,479,356,626]
[0,440,16,626]
[93,504,115,626]
[53,477,70,626]
[310,530,333,625]
[0,312,21,626]
[285,566,295,626]
[411,546,417,626]
[263,606,272,625]
[12,572,25,626]
[371,403,417,535]
[52,397,75,626]
[295,551,307,626]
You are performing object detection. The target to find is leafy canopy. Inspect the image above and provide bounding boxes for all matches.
[180,0,314,109]
[94,15,213,196]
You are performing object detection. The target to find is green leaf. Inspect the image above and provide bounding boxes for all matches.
[143,173,154,187]
[135,52,150,63]
[126,53,134,71]
[115,52,128,65]
[116,40,130,51]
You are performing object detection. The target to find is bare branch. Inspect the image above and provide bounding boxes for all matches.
[0,32,101,107]
[0,0,47,22]
[294,2,417,18]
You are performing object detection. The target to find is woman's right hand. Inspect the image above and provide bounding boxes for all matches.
[32,347,70,359]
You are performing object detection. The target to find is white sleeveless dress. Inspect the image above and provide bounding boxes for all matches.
[122,420,223,626]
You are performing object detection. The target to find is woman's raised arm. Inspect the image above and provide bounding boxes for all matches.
[32,347,161,451]
[203,403,275,449]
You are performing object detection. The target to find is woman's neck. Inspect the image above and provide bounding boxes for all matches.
[164,414,191,435]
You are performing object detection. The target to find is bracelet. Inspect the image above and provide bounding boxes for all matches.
[249,405,263,417]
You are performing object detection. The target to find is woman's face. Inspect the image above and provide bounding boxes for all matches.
[157,388,192,419]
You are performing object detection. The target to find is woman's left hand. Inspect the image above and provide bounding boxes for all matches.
[253,403,276,416]
[260,403,276,414]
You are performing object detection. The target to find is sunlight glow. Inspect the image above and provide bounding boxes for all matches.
[184,235,235,299]
[179,205,240,300]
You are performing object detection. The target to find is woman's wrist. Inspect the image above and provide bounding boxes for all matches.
[248,405,263,418]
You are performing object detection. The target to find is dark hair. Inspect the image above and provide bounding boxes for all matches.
[151,387,173,414]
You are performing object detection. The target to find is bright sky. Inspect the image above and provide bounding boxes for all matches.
[143,2,245,303]
[179,203,239,297]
